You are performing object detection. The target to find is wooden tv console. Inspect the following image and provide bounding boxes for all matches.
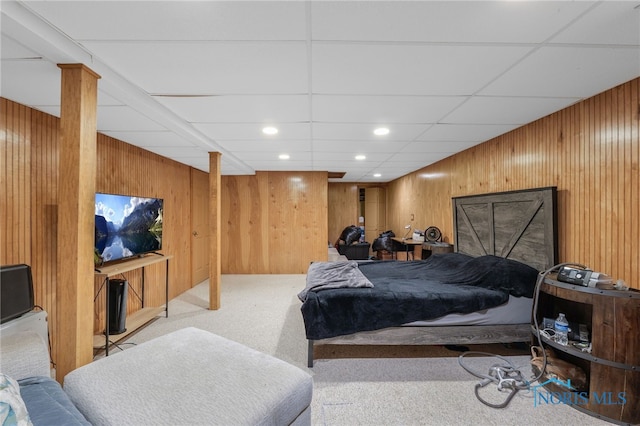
[93,253,172,356]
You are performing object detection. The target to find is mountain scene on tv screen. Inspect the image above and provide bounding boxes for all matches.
[95,197,163,263]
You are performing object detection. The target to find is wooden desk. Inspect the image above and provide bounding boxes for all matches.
[391,238,424,260]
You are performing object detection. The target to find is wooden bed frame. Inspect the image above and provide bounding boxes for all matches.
[307,186,558,367]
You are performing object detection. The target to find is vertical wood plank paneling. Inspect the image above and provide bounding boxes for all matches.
[602,90,613,274]
[190,168,209,285]
[1,98,197,353]
[386,161,455,244]
[386,78,640,289]
[222,171,327,274]
[630,79,639,283]
[208,152,221,310]
[1,100,31,279]
[268,171,328,273]
[0,102,61,366]
[221,175,240,273]
[328,183,359,243]
[93,133,193,332]
[1,100,31,264]
[221,174,269,274]
[32,110,59,359]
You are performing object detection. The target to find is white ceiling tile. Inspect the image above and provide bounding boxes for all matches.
[100,131,197,148]
[247,161,314,171]
[222,140,311,154]
[312,140,407,154]
[387,152,452,164]
[144,146,208,159]
[311,1,595,43]
[97,106,166,131]
[237,151,312,162]
[97,90,125,106]
[312,95,466,123]
[156,95,310,123]
[194,123,311,140]
[313,152,390,162]
[401,141,475,154]
[0,60,61,106]
[312,123,429,141]
[481,46,640,98]
[81,41,309,95]
[372,164,423,174]
[24,1,308,41]
[444,96,580,125]
[552,2,640,46]
[1,34,41,59]
[417,124,519,142]
[312,159,375,167]
[312,43,533,95]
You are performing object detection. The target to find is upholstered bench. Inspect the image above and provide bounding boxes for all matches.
[63,327,312,425]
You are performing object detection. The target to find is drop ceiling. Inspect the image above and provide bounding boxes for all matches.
[1,1,639,182]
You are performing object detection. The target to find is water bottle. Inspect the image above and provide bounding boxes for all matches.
[554,313,569,345]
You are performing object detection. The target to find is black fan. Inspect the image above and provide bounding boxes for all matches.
[425,226,442,243]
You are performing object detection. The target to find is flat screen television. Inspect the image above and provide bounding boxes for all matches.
[0,264,35,324]
[95,193,163,265]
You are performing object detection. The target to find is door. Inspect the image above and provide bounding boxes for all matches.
[190,169,209,286]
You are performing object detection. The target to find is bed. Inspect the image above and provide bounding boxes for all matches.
[301,187,558,367]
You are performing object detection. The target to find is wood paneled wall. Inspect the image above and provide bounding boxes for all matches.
[221,174,269,273]
[2,99,62,357]
[1,98,195,365]
[387,78,639,289]
[221,171,328,274]
[328,183,359,243]
[93,134,193,333]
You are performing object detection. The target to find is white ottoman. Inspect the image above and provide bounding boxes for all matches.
[63,327,312,426]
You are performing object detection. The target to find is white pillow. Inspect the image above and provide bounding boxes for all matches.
[0,373,32,426]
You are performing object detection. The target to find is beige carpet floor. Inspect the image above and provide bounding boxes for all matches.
[115,275,609,426]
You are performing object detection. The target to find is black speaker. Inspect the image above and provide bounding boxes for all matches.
[108,279,128,334]
[0,264,35,324]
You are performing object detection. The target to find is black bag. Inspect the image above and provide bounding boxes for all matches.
[372,230,395,252]
[339,225,362,246]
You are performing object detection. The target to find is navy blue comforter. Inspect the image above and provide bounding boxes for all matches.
[300,253,538,340]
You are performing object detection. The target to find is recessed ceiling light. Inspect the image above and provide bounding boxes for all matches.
[373,127,389,136]
[373,173,382,178]
[263,126,278,135]
[279,154,290,160]
[355,155,366,160]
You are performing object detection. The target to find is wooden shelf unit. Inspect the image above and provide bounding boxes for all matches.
[94,254,172,355]
[534,275,640,425]
[92,307,164,348]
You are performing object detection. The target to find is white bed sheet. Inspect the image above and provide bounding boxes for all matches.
[404,295,532,326]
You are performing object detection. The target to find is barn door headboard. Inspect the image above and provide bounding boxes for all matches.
[452,187,558,271]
